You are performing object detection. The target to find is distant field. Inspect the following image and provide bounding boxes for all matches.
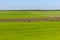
[0,22,60,40]
[0,11,60,19]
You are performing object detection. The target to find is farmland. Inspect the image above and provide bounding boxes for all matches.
[0,11,60,40]
[0,11,60,19]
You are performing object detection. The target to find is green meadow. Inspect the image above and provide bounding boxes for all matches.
[0,11,60,40]
[0,11,60,19]
[0,22,60,40]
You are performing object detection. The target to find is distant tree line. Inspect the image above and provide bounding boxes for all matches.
[0,9,60,11]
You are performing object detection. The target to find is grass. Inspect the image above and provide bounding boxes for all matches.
[0,11,60,19]
[0,11,44,19]
[0,11,60,40]
[0,22,60,40]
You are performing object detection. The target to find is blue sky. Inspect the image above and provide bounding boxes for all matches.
[0,0,60,10]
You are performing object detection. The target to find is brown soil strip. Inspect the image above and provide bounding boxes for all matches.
[0,17,60,22]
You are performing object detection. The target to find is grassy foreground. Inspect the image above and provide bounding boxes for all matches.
[0,22,60,40]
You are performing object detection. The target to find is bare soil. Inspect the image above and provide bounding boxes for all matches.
[0,17,60,22]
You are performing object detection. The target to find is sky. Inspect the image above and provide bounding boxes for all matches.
[0,0,60,10]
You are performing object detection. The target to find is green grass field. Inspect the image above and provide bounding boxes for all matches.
[0,22,60,40]
[0,11,60,40]
[0,11,60,19]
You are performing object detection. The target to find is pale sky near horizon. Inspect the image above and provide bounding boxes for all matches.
[0,0,60,10]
